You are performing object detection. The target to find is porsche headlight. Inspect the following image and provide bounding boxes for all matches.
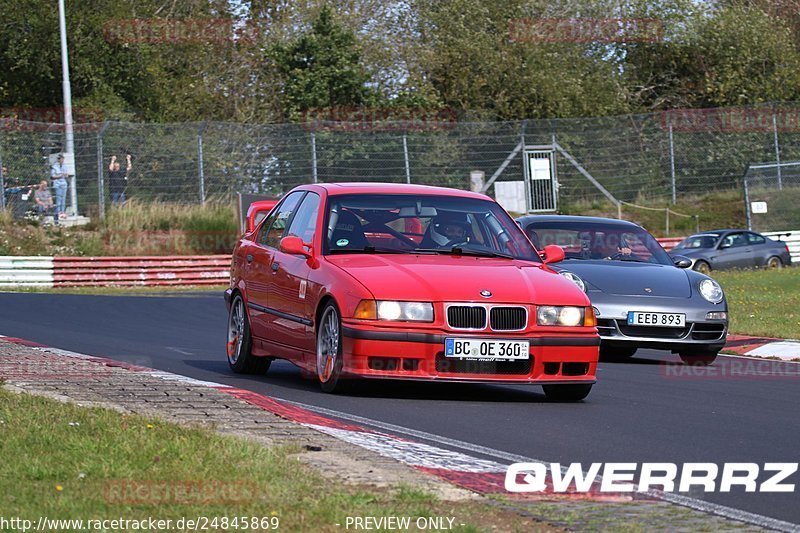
[698,279,724,304]
[360,300,434,322]
[559,271,586,292]
[537,305,589,326]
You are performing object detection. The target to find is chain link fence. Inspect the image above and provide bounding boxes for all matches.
[3,102,800,220]
[743,160,800,232]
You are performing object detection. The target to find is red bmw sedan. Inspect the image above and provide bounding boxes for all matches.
[225,183,599,401]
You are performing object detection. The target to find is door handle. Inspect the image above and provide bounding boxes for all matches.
[271,262,280,272]
[246,254,253,263]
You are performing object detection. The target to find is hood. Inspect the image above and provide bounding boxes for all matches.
[558,260,691,297]
[326,254,589,305]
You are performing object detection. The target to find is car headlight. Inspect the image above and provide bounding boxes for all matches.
[354,300,434,322]
[698,279,724,304]
[559,271,586,292]
[537,306,593,326]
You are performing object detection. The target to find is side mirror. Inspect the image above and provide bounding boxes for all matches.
[541,244,565,264]
[280,236,312,258]
[718,242,731,250]
[672,255,692,269]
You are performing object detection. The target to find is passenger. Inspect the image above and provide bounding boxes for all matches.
[33,180,58,224]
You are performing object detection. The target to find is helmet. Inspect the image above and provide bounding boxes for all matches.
[430,212,471,246]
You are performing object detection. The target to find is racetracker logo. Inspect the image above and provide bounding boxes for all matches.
[300,106,457,132]
[661,106,800,133]
[509,18,664,43]
[0,107,104,131]
[505,463,797,493]
[103,19,260,45]
[661,359,800,380]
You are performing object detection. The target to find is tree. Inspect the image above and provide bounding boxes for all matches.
[270,6,379,121]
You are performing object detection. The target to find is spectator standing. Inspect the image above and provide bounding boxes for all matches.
[34,180,57,224]
[50,154,69,219]
[108,154,131,205]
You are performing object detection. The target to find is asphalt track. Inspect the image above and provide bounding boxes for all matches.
[1,291,798,527]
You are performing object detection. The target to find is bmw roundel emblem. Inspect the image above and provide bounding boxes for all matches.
[480,289,492,298]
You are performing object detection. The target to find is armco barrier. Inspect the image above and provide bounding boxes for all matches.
[656,237,683,251]
[0,256,54,287]
[52,255,231,287]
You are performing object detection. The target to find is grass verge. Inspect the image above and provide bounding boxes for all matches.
[560,189,746,237]
[0,388,547,532]
[0,200,238,256]
[713,267,800,339]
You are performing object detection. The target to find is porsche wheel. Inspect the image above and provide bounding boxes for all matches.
[227,294,271,374]
[679,350,718,366]
[542,384,593,402]
[766,256,783,269]
[693,260,711,275]
[317,302,347,393]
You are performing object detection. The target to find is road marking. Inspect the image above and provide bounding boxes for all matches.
[2,333,798,531]
[281,398,800,533]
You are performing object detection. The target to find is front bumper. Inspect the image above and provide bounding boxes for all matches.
[591,293,727,352]
[340,325,599,383]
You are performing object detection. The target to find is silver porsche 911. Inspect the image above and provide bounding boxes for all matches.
[517,215,728,365]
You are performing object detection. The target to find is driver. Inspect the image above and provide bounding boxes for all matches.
[425,212,472,247]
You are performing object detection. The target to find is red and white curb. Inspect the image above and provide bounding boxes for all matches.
[724,335,800,361]
[1,334,798,532]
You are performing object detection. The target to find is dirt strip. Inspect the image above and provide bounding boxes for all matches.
[0,338,772,532]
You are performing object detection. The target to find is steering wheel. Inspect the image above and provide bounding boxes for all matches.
[608,252,624,260]
[445,238,469,248]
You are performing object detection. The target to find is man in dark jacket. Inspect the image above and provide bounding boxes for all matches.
[109,154,131,206]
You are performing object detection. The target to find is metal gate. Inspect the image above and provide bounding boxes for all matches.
[523,149,557,212]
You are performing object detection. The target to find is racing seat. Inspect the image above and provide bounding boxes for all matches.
[330,210,369,250]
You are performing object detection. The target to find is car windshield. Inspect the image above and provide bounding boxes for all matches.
[523,221,673,265]
[324,194,540,261]
[674,234,719,250]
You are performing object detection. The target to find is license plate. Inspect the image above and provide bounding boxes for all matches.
[444,338,530,360]
[627,311,685,327]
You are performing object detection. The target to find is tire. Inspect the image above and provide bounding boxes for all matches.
[766,256,783,269]
[678,350,718,366]
[693,260,711,275]
[599,346,637,360]
[227,294,271,374]
[316,302,348,393]
[542,384,593,402]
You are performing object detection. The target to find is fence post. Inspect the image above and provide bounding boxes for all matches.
[96,121,109,219]
[403,133,411,184]
[197,122,207,204]
[665,208,670,237]
[0,147,5,210]
[743,177,752,231]
[311,133,318,184]
[668,119,676,204]
[772,112,782,190]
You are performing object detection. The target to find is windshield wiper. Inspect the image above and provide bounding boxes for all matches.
[329,246,414,254]
[413,247,514,259]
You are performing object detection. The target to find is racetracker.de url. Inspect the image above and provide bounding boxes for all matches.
[0,516,280,531]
